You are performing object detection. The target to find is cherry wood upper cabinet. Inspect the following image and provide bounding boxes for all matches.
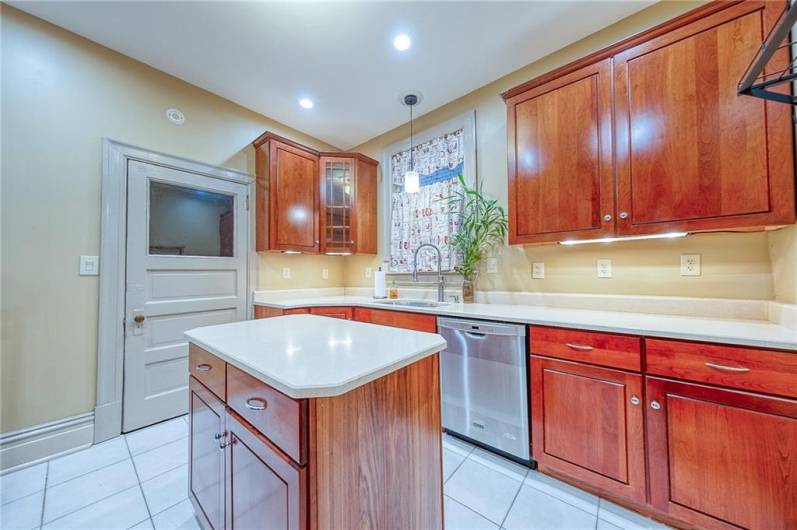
[530,356,647,503]
[253,132,378,254]
[506,58,615,244]
[614,1,794,235]
[646,377,797,530]
[254,133,319,253]
[318,154,378,255]
[504,1,795,244]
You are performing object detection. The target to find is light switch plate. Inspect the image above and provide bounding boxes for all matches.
[680,254,701,276]
[79,255,99,276]
[365,267,373,279]
[532,262,545,279]
[282,267,291,279]
[322,268,329,280]
[486,257,498,274]
[596,259,612,278]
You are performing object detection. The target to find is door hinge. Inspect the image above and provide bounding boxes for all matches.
[246,194,250,211]
[122,317,126,334]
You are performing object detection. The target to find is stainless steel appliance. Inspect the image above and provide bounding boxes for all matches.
[438,317,530,462]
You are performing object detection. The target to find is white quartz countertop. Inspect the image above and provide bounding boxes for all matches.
[185,315,447,398]
[254,295,797,351]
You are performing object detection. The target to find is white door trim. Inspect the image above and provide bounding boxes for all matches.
[96,139,254,443]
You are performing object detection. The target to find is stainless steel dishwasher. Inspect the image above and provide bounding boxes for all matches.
[438,317,530,462]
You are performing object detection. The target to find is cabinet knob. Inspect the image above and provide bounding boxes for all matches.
[630,395,640,406]
[603,214,613,222]
[619,211,629,219]
[650,400,661,410]
[214,431,227,440]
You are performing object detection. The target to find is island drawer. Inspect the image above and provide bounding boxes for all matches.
[646,339,797,399]
[530,326,642,372]
[226,363,308,464]
[189,344,226,400]
[353,308,437,332]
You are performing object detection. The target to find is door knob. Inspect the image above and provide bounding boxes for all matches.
[133,314,146,324]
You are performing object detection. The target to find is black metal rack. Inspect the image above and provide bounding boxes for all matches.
[738,1,797,105]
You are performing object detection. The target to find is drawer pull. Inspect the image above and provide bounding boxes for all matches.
[566,343,593,351]
[245,397,268,411]
[705,362,750,373]
[196,363,212,372]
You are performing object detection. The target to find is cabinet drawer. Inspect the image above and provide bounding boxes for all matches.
[646,339,797,399]
[530,326,641,371]
[189,344,226,400]
[310,306,352,320]
[353,308,437,332]
[226,364,307,464]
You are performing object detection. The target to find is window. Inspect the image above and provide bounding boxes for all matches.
[149,181,234,257]
[381,111,476,273]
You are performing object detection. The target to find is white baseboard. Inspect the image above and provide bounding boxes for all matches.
[93,400,122,443]
[0,412,94,473]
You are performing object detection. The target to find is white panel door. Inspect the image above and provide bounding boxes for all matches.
[123,160,248,432]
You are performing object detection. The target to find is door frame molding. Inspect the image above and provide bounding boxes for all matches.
[96,139,253,443]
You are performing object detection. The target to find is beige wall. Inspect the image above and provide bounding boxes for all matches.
[0,6,344,433]
[345,0,797,303]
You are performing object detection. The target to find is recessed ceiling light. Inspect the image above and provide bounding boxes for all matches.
[393,34,411,51]
[299,98,314,109]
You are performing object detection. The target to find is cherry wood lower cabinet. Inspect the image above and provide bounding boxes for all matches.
[530,356,646,503]
[646,377,797,530]
[188,345,443,530]
[254,306,310,319]
[309,306,352,320]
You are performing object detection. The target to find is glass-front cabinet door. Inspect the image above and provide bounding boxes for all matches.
[319,156,356,254]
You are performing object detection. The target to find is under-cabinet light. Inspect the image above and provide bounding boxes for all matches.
[559,232,688,246]
[283,250,302,254]
[325,252,352,256]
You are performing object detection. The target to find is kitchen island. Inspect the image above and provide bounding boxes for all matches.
[184,315,447,530]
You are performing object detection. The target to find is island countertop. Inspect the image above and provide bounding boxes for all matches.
[184,314,447,399]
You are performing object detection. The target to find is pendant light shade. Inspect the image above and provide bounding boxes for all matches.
[403,94,420,193]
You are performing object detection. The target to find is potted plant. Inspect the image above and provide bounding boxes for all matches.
[442,175,508,302]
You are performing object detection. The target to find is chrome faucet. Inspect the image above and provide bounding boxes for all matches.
[412,243,446,302]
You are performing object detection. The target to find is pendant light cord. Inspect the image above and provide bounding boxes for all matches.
[409,103,414,171]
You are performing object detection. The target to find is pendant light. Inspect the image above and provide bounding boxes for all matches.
[403,94,420,193]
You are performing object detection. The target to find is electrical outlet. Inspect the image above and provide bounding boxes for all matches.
[532,262,545,279]
[322,268,329,280]
[282,267,291,279]
[486,257,498,274]
[680,254,701,276]
[365,267,372,279]
[596,259,612,278]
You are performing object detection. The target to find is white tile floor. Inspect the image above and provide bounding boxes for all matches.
[0,417,671,530]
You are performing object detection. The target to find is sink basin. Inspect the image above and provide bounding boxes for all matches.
[373,299,449,308]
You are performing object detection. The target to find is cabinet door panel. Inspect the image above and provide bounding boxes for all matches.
[647,377,797,530]
[225,410,306,530]
[531,357,645,503]
[270,141,319,252]
[309,306,353,320]
[507,58,614,244]
[189,377,225,530]
[614,2,794,234]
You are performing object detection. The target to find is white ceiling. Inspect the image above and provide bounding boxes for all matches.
[12,1,654,149]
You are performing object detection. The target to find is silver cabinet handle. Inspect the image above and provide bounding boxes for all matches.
[214,431,226,440]
[630,395,640,406]
[705,362,750,373]
[603,214,613,222]
[196,364,212,372]
[245,397,267,411]
[566,343,593,351]
[650,401,661,410]
[619,211,629,219]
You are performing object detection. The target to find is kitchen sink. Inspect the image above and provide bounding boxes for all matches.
[373,299,449,308]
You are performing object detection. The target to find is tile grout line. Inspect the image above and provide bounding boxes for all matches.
[124,435,155,524]
[39,484,143,528]
[37,461,49,530]
[498,469,527,529]
[445,494,502,529]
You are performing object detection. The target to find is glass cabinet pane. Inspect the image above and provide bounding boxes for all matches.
[149,181,234,257]
[323,159,354,252]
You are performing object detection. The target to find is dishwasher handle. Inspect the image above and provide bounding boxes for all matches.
[437,317,526,337]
